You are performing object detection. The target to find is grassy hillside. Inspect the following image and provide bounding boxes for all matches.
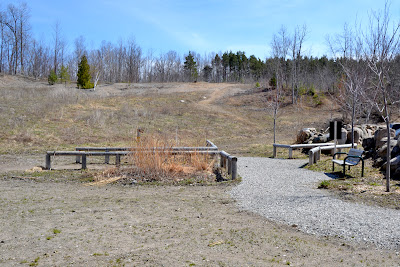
[0,75,339,155]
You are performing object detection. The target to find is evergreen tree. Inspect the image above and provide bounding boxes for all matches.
[77,55,93,89]
[203,65,212,82]
[221,52,230,81]
[212,54,222,82]
[48,69,58,85]
[58,65,70,87]
[183,51,198,82]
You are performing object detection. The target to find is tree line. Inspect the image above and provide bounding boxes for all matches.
[0,1,345,92]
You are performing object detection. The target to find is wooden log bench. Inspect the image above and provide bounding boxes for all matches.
[75,140,219,164]
[46,150,221,170]
[46,151,129,170]
[273,143,335,159]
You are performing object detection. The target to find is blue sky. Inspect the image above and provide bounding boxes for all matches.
[19,0,400,59]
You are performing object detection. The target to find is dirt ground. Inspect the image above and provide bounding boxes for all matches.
[0,176,399,267]
[1,76,400,266]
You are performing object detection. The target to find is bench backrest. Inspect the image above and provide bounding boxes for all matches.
[345,148,364,165]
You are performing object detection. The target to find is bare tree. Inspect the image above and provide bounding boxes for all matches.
[17,2,30,74]
[52,21,63,74]
[363,1,400,191]
[270,25,291,143]
[291,24,308,104]
[72,36,86,79]
[125,37,142,83]
[328,22,368,148]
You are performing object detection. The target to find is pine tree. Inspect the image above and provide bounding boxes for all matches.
[58,65,70,87]
[77,55,93,89]
[183,51,198,82]
[48,69,58,85]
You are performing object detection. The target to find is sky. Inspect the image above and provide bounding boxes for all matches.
[10,0,400,59]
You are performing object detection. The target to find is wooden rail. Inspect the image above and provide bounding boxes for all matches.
[308,144,357,165]
[273,143,335,159]
[75,139,219,163]
[46,150,220,170]
[219,151,237,180]
[46,140,238,180]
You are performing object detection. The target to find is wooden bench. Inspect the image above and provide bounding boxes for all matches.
[45,150,221,170]
[332,148,364,177]
[75,140,219,164]
[46,151,129,170]
[273,143,335,159]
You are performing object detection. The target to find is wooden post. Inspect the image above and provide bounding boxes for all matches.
[76,150,81,163]
[116,154,121,167]
[45,154,51,170]
[105,149,109,164]
[231,157,237,180]
[227,156,232,175]
[273,145,277,158]
[220,154,225,168]
[82,154,87,170]
[220,151,230,169]
[333,121,337,156]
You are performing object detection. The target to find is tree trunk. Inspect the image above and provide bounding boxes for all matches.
[351,94,355,148]
[384,93,390,192]
[386,119,391,192]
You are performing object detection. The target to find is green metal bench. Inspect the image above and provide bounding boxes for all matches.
[332,148,364,177]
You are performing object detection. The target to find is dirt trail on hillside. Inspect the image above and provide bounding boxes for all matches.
[195,84,258,126]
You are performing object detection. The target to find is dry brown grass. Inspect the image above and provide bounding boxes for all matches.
[90,134,217,185]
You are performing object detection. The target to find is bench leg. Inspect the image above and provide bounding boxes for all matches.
[45,154,51,170]
[82,155,87,170]
[361,161,364,177]
[227,156,232,176]
[231,157,237,180]
[273,146,277,158]
[343,164,346,177]
[105,149,109,164]
[289,148,293,159]
[116,155,121,167]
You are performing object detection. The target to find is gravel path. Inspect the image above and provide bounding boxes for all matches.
[231,157,400,251]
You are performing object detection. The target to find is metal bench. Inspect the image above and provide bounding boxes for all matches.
[332,148,364,177]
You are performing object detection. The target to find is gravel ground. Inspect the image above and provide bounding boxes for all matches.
[231,157,400,251]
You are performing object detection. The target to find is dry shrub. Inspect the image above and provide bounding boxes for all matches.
[91,133,216,184]
[127,134,215,183]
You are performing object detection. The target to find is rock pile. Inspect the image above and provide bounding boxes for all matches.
[297,123,400,179]
[296,124,375,145]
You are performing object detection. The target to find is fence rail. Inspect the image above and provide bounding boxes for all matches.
[45,140,238,180]
[273,143,335,159]
[75,139,219,163]
[219,151,237,180]
[308,144,357,165]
